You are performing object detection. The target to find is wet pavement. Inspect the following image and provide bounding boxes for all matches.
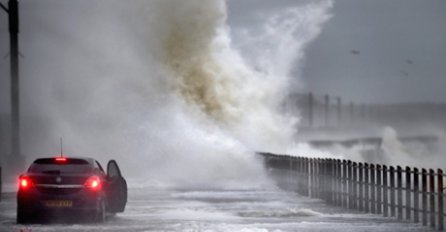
[0,185,435,232]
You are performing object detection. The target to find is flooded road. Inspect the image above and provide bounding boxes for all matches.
[0,185,434,232]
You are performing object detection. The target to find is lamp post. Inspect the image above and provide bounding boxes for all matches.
[1,0,22,168]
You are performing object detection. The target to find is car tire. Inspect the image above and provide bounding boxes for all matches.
[94,198,106,223]
[16,206,30,224]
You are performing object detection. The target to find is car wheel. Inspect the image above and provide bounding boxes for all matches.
[94,198,106,223]
[16,206,30,224]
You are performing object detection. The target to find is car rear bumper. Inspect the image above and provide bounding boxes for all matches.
[17,187,104,214]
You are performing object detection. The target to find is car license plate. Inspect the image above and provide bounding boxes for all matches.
[45,200,73,208]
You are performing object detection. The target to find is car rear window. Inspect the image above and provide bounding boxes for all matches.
[28,158,92,174]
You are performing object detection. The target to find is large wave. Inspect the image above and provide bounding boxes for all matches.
[24,0,333,188]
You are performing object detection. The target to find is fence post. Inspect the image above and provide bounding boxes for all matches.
[429,169,435,228]
[305,158,310,196]
[348,160,353,209]
[397,166,403,220]
[370,164,376,213]
[405,166,411,221]
[376,164,382,214]
[302,158,306,196]
[438,169,444,231]
[292,156,296,190]
[335,159,341,205]
[293,157,298,192]
[333,159,338,204]
[308,158,312,197]
[310,159,314,198]
[390,166,396,217]
[353,162,358,209]
[315,158,321,198]
[309,158,316,198]
[301,158,304,195]
[383,165,388,217]
[422,168,428,226]
[322,159,328,201]
[343,160,348,208]
[295,157,304,195]
[317,158,322,199]
[317,158,324,200]
[364,163,370,213]
[295,157,300,195]
[327,159,331,202]
[329,159,335,204]
[326,159,331,203]
[318,158,322,198]
[414,168,419,223]
[288,156,293,190]
[358,163,364,211]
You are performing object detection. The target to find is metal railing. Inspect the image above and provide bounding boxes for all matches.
[259,152,446,231]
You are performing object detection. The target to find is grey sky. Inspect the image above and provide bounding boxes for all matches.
[1,0,446,116]
[302,0,446,104]
[226,0,446,104]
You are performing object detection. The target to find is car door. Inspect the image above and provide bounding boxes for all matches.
[106,160,127,213]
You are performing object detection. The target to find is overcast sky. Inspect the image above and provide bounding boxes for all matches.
[1,0,446,116]
[227,0,446,104]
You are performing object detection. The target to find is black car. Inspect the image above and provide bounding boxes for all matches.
[17,156,127,223]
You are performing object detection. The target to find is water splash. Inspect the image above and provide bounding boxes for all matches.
[26,0,333,188]
[156,0,333,153]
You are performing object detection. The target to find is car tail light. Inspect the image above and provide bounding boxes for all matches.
[55,157,67,162]
[18,175,33,190]
[84,176,101,191]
